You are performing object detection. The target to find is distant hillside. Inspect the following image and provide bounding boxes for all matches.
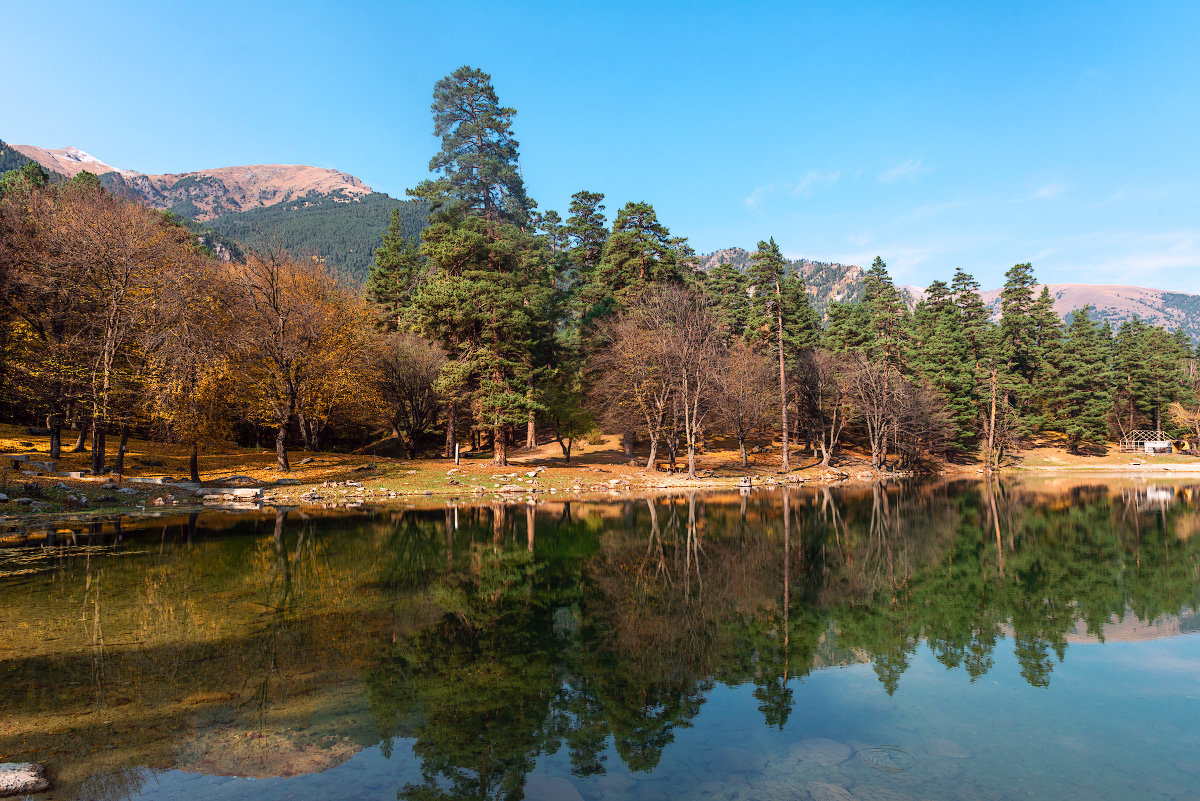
[8,141,427,281]
[981,284,1200,341]
[206,191,428,281]
[700,247,868,312]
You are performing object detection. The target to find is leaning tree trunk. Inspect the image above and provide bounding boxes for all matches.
[72,425,87,453]
[645,433,660,471]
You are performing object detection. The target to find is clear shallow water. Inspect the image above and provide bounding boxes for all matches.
[2,480,1200,800]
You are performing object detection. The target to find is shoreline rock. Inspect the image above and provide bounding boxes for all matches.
[0,763,50,797]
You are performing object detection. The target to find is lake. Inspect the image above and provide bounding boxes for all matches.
[2,479,1199,801]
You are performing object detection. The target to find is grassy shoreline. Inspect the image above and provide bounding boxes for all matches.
[3,424,1199,524]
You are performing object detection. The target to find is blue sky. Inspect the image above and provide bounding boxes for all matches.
[3,1,1198,291]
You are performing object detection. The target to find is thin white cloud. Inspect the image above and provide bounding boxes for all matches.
[1089,188,1127,208]
[901,195,993,222]
[1032,182,1067,200]
[744,184,774,208]
[878,158,926,184]
[791,169,841,198]
[745,168,842,208]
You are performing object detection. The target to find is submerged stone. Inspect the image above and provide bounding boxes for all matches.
[791,737,852,766]
[0,763,49,797]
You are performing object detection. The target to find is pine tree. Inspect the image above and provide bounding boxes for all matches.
[999,263,1039,383]
[748,237,796,472]
[824,301,873,353]
[909,280,975,449]
[950,267,989,366]
[564,190,607,277]
[862,257,908,368]
[705,261,750,340]
[538,210,568,253]
[367,208,426,327]
[411,65,530,227]
[1027,286,1063,430]
[586,201,678,317]
[406,66,552,465]
[1056,306,1112,453]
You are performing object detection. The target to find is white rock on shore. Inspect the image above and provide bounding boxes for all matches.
[0,763,50,796]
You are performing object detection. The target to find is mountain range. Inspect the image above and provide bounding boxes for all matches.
[2,142,425,279]
[6,142,1200,340]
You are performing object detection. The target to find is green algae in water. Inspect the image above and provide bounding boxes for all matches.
[1,480,1199,800]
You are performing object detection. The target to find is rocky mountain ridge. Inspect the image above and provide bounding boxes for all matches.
[11,144,372,221]
[700,247,869,312]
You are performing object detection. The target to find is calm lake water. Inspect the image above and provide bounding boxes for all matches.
[3,480,1200,801]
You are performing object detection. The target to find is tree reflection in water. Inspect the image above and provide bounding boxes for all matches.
[2,480,1200,800]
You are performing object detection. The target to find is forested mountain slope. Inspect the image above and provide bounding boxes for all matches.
[9,140,427,279]
[206,192,428,280]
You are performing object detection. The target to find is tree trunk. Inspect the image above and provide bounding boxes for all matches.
[444,400,457,458]
[558,437,572,462]
[624,430,634,458]
[492,423,507,466]
[49,425,61,460]
[740,437,749,468]
[114,426,130,475]
[645,435,659,471]
[526,376,536,449]
[276,422,291,471]
[189,440,201,483]
[986,368,998,472]
[72,425,87,453]
[775,286,790,473]
[90,425,106,475]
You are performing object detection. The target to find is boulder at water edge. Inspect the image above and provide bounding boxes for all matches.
[0,763,49,797]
